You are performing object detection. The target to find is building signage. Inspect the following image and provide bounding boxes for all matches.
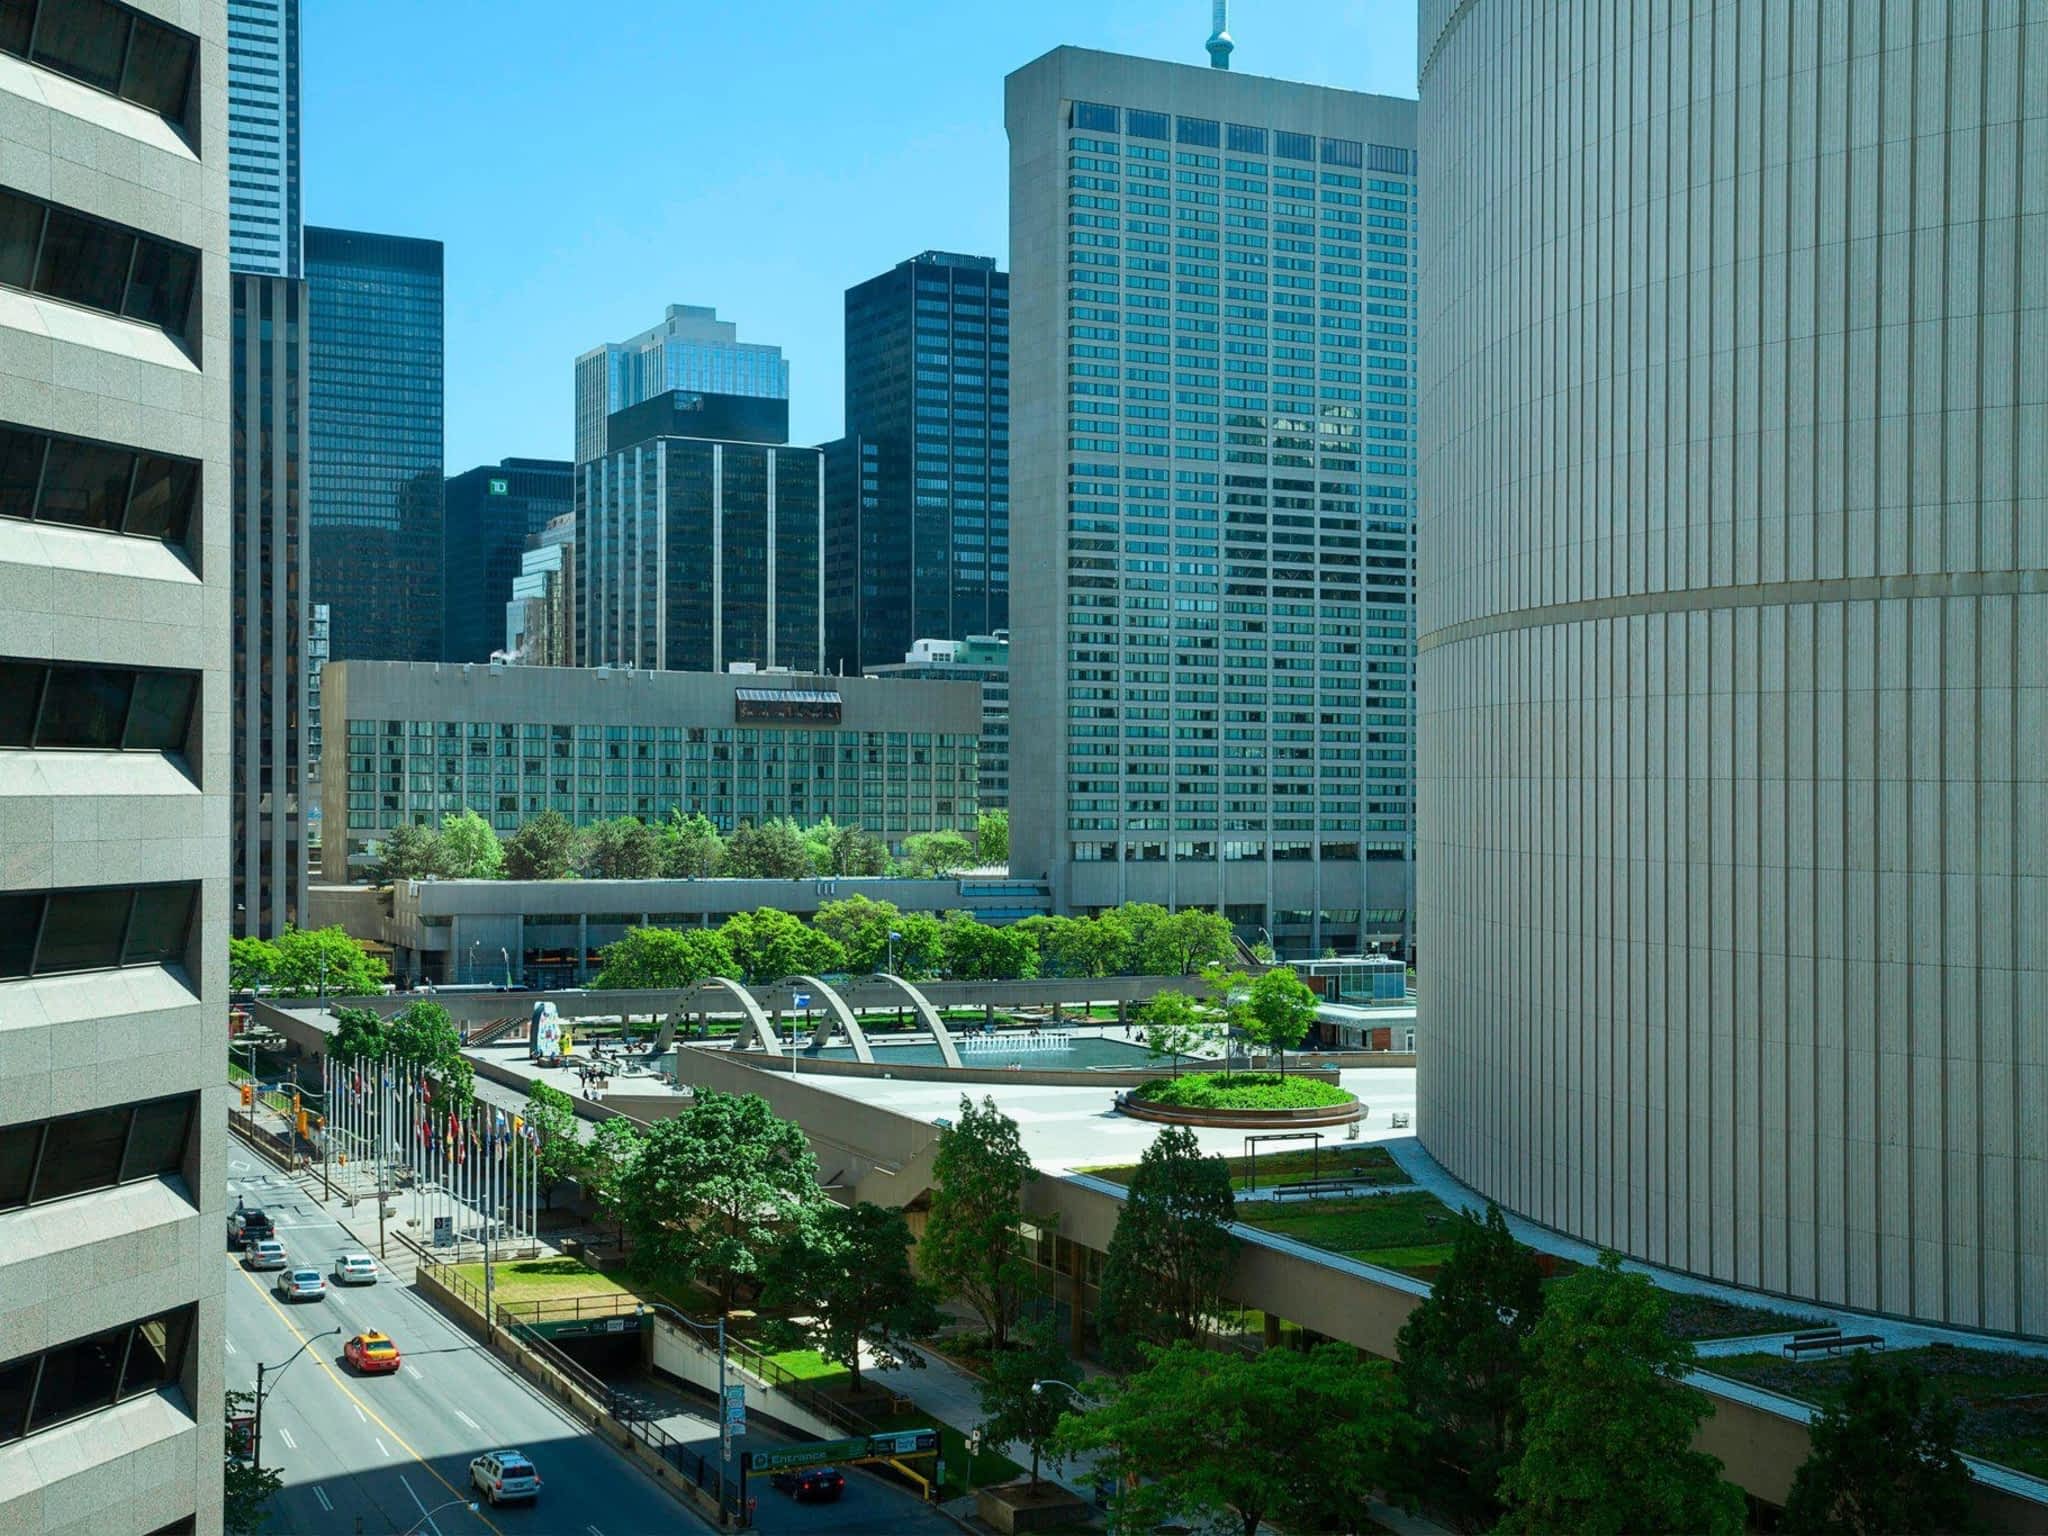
[741,1430,938,1476]
[488,477,509,496]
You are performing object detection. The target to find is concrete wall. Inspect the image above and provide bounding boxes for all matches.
[0,5,230,1530]
[1417,1,2048,1335]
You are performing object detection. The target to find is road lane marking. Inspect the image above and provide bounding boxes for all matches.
[354,1403,367,1423]
[312,1488,333,1512]
[232,1265,503,1535]
[277,1426,297,1450]
[455,1410,479,1430]
[403,1474,452,1536]
[224,1338,237,1355]
[376,1436,391,1458]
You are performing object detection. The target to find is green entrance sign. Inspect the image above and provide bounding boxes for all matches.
[741,1429,939,1475]
[488,477,509,496]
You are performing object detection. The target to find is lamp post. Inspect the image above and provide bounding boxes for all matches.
[641,1302,732,1515]
[886,929,901,974]
[501,946,511,987]
[397,1497,480,1536]
[468,940,480,984]
[254,1327,342,1471]
[316,955,329,1004]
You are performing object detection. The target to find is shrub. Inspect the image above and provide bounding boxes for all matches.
[1129,1072,1350,1111]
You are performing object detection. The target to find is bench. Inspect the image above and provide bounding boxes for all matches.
[1782,1328,1886,1360]
[1272,1178,1364,1198]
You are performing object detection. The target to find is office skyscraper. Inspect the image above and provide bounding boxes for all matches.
[232,273,311,936]
[1005,47,1417,957]
[443,457,573,662]
[0,3,229,1526]
[1419,0,2047,1335]
[307,226,446,663]
[824,251,1009,673]
[578,390,823,674]
[574,303,788,465]
[226,0,300,277]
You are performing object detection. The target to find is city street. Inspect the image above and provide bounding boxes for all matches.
[225,1168,712,1536]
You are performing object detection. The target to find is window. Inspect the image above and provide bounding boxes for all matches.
[0,189,198,353]
[1275,130,1315,162]
[0,658,198,752]
[0,425,198,546]
[1071,101,1117,132]
[0,0,197,140]
[0,1305,194,1446]
[1226,123,1267,155]
[0,882,196,980]
[1128,109,1168,141]
[1177,116,1220,147]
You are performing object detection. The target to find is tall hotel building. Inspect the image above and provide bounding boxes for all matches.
[1006,47,1416,958]
[1419,1,2046,1334]
[0,1,229,1528]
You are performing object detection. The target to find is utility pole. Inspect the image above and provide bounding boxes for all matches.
[254,1329,339,1472]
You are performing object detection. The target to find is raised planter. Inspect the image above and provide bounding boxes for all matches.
[975,1479,1093,1534]
[1114,1092,1365,1130]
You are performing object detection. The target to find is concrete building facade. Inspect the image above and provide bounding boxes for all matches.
[0,1,230,1525]
[868,632,1011,810]
[321,662,981,880]
[1006,46,1417,959]
[1417,0,2048,1335]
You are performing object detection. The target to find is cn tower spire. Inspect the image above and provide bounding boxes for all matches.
[1206,0,1234,68]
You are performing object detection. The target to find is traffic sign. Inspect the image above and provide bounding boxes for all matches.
[792,992,811,1010]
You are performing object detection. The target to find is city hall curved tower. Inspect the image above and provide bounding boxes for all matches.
[1417,2,2046,1335]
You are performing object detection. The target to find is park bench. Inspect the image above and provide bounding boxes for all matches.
[1782,1327,1886,1359]
[1272,1178,1365,1199]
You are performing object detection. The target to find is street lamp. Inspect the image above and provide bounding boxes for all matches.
[640,1302,735,1515]
[398,1497,480,1536]
[253,1327,342,1470]
[886,929,902,974]
[1030,1378,1087,1402]
[316,955,329,1004]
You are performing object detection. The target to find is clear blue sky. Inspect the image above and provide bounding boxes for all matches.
[304,1,1418,471]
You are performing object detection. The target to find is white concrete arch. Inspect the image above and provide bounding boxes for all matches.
[781,975,874,1063]
[866,973,961,1068]
[684,976,782,1055]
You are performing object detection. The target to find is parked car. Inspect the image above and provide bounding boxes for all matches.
[469,1450,541,1506]
[331,1253,378,1286]
[227,1207,274,1250]
[343,1331,401,1374]
[772,1467,846,1503]
[245,1239,289,1272]
[274,1268,326,1302]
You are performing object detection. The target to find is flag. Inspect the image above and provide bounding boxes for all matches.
[420,1076,434,1105]
[350,1071,361,1096]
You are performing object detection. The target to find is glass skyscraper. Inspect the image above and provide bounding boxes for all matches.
[226,0,300,277]
[443,458,573,662]
[824,251,1009,673]
[574,304,788,465]
[1006,48,1416,958]
[307,226,446,664]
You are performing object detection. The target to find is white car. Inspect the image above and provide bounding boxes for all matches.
[331,1253,378,1286]
[245,1239,288,1272]
[470,1449,541,1506]
[275,1268,326,1302]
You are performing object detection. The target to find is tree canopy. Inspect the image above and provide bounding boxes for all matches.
[761,1201,940,1393]
[822,820,890,876]
[228,935,278,994]
[659,810,727,878]
[921,1095,1038,1347]
[722,817,814,879]
[1780,1354,1976,1536]
[267,926,386,998]
[974,809,1009,867]
[812,898,942,977]
[375,820,446,883]
[578,815,663,879]
[503,809,579,880]
[902,829,975,877]
[438,809,504,879]
[1243,965,1318,1072]
[719,907,846,983]
[940,914,1038,980]
[521,1080,581,1207]
[977,1318,1071,1488]
[1498,1252,1745,1536]
[1097,1127,1236,1364]
[1134,988,1212,1073]
[621,1090,822,1311]
[592,926,735,990]
[580,1114,644,1244]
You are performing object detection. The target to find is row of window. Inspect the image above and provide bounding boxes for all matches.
[0,1305,194,1448]
[1069,103,1388,169]
[0,658,197,753]
[0,421,199,546]
[0,0,196,141]
[0,883,196,980]
[0,1092,195,1212]
[0,186,199,353]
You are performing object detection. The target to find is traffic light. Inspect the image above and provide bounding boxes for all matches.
[240,1082,254,1107]
[296,1109,310,1137]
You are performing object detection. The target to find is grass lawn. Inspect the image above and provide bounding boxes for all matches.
[1706,1344,2048,1479]
[1130,1071,1351,1111]
[449,1256,628,1300]
[1079,1142,1408,1192]
[1237,1190,1460,1275]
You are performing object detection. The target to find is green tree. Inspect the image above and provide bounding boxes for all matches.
[762,1201,941,1394]
[438,808,504,879]
[975,808,1010,866]
[504,809,580,880]
[719,907,846,983]
[622,1090,823,1311]
[1098,1127,1236,1364]
[939,914,1038,980]
[228,935,280,994]
[1781,1354,1976,1536]
[811,898,941,976]
[1134,988,1213,1075]
[1053,1341,1419,1536]
[902,828,975,877]
[1135,907,1235,975]
[1243,965,1318,1074]
[825,820,890,876]
[1393,1201,1546,1529]
[326,1006,388,1063]
[798,816,842,875]
[660,809,726,878]
[224,1388,283,1534]
[580,815,663,879]
[921,1095,1038,1348]
[1498,1252,1744,1536]
[521,1080,581,1208]
[977,1317,1071,1488]
[593,925,735,989]
[581,1114,645,1245]
[268,926,387,998]
[374,820,447,882]
[722,816,814,878]
[386,1000,473,1103]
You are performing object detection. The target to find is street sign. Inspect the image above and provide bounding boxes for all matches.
[432,1215,453,1247]
[722,1383,746,1434]
[229,1414,256,1460]
[791,992,811,1010]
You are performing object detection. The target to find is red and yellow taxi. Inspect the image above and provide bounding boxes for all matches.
[343,1331,401,1374]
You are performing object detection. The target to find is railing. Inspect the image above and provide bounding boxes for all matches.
[468,1015,525,1047]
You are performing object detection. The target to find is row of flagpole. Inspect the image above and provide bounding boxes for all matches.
[319,1053,542,1264]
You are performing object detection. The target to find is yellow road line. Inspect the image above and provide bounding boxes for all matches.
[234,1265,502,1534]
